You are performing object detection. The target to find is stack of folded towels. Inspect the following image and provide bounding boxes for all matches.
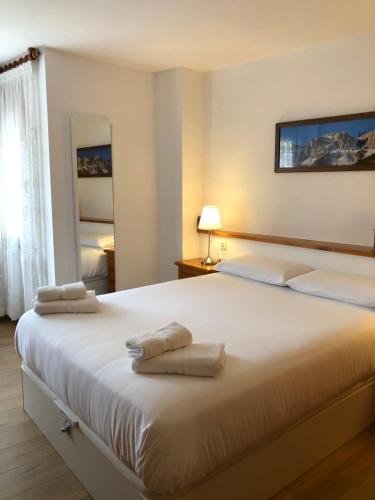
[126,321,225,377]
[34,281,100,315]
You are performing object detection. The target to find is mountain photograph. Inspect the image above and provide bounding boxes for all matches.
[77,144,112,178]
[277,115,375,172]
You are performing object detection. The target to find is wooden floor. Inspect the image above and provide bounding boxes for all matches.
[0,318,90,500]
[1,318,375,500]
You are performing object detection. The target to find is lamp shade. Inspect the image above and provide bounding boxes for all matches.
[198,205,222,230]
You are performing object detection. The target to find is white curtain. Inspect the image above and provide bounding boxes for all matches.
[0,62,47,320]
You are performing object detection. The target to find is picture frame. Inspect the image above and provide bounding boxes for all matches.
[274,111,375,173]
[77,144,112,178]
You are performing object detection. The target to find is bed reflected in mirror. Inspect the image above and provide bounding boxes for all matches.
[71,118,115,294]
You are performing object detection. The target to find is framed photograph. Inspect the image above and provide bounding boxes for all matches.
[275,111,375,173]
[77,144,112,178]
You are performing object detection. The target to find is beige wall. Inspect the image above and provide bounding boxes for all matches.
[44,49,158,289]
[77,177,114,220]
[154,68,206,281]
[181,69,206,259]
[203,33,375,259]
[41,34,375,287]
[154,69,183,282]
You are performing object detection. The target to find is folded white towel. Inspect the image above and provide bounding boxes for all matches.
[37,281,87,302]
[132,342,225,377]
[36,285,61,302]
[34,290,100,315]
[59,281,87,300]
[125,321,193,361]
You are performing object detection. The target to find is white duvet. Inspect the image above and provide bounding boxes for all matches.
[15,273,375,495]
[80,246,108,280]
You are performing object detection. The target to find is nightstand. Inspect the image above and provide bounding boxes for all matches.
[174,258,219,279]
[104,244,115,292]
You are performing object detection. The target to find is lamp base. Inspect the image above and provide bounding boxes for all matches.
[201,256,217,266]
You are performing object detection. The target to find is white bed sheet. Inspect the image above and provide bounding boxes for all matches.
[80,246,108,280]
[15,273,375,495]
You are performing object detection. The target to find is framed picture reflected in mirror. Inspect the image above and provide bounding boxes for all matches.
[77,144,112,178]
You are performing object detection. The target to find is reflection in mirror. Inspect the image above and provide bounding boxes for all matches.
[72,119,115,295]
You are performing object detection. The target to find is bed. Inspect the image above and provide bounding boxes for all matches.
[79,221,114,294]
[15,271,375,499]
[81,246,108,280]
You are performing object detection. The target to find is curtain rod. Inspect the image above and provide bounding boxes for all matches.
[0,47,41,75]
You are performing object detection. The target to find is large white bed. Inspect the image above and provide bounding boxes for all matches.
[79,221,114,294]
[80,246,108,280]
[15,271,375,498]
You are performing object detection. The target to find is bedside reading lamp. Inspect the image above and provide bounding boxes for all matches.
[198,205,222,265]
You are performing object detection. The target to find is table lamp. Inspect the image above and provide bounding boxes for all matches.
[198,205,222,265]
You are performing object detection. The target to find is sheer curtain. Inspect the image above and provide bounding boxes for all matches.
[0,62,47,320]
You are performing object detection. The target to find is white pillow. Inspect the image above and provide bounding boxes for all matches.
[214,255,313,286]
[80,232,114,249]
[287,270,375,307]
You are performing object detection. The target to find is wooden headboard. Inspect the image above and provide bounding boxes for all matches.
[80,216,114,225]
[198,228,375,259]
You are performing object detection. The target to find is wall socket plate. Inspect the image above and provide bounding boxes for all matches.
[220,240,227,251]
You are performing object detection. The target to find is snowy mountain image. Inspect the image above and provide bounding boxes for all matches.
[77,154,112,176]
[77,145,112,178]
[279,117,375,169]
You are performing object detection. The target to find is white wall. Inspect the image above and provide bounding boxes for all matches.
[203,33,375,260]
[75,120,111,147]
[44,49,158,289]
[154,69,183,281]
[74,120,114,220]
[181,69,206,259]
[77,178,114,219]
[154,68,206,281]
[41,34,375,288]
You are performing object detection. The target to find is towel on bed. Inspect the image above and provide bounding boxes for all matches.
[37,281,87,301]
[126,321,193,360]
[132,342,225,377]
[34,290,99,315]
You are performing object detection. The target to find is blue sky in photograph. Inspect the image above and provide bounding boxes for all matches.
[77,146,112,161]
[280,117,375,146]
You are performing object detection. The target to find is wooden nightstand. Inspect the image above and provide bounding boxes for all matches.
[175,258,219,279]
[104,244,115,292]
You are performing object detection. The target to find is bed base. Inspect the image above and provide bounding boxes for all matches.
[22,365,375,500]
[83,276,109,295]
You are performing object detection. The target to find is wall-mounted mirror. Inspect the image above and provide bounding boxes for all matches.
[71,118,115,294]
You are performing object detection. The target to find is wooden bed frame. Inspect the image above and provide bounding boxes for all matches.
[22,365,375,500]
[197,227,375,258]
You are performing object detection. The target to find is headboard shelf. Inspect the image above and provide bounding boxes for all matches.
[80,216,114,224]
[198,229,375,258]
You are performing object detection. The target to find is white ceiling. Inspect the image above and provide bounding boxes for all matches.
[1,0,375,72]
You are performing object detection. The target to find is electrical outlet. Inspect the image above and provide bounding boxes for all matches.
[220,240,227,251]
